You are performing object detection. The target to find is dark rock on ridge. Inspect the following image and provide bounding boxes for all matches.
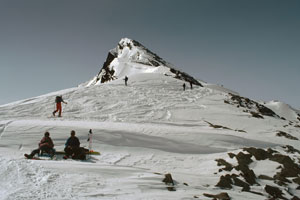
[203,192,231,200]
[276,131,298,140]
[226,93,280,119]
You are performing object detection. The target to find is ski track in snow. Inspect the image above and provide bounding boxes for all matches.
[0,121,13,139]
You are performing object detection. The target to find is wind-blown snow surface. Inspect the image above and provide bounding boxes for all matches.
[0,74,300,199]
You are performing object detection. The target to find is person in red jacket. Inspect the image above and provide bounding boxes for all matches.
[24,131,55,158]
[53,95,67,117]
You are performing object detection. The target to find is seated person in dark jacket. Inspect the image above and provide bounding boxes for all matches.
[64,130,85,160]
[25,131,55,158]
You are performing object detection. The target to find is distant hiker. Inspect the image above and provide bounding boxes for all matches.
[124,76,128,86]
[183,83,186,91]
[64,130,86,160]
[189,81,193,89]
[24,131,55,159]
[53,95,67,117]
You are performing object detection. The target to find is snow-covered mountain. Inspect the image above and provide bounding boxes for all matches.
[83,38,203,87]
[0,38,300,200]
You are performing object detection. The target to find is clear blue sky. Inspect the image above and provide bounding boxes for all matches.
[0,0,299,109]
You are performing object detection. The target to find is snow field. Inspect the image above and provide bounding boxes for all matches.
[0,73,299,199]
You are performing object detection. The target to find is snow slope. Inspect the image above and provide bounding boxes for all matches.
[264,100,300,122]
[0,38,300,200]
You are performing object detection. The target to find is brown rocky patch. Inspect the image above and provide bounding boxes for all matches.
[264,185,286,199]
[215,159,234,171]
[235,152,253,166]
[250,111,264,119]
[293,177,300,185]
[215,175,233,189]
[162,173,176,191]
[205,121,231,130]
[203,192,231,200]
[276,131,298,140]
[227,93,280,118]
[232,176,250,191]
[258,175,274,180]
[243,147,272,160]
[283,145,300,154]
[215,147,300,198]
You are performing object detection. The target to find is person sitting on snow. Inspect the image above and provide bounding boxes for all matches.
[64,130,86,160]
[24,131,55,159]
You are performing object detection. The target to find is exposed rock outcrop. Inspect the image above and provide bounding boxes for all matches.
[93,38,203,87]
[226,93,281,119]
[276,131,298,140]
[203,192,231,200]
[215,146,300,199]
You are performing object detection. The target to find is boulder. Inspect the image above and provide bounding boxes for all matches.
[293,177,300,185]
[264,185,285,199]
[163,173,174,185]
[203,192,231,200]
[270,154,300,177]
[215,175,233,189]
[243,147,271,160]
[283,145,300,154]
[291,196,300,200]
[250,111,264,119]
[276,131,298,140]
[232,177,250,191]
[215,159,234,171]
[235,152,253,166]
[258,175,274,181]
[162,173,176,192]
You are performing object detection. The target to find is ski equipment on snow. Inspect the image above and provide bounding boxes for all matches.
[87,129,93,152]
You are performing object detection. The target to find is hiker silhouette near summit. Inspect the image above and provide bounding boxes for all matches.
[189,81,193,90]
[124,76,128,86]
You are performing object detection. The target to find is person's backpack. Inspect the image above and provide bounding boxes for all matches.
[55,96,62,103]
[72,147,87,160]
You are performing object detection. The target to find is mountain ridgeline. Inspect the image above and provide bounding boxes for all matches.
[92,38,203,87]
[80,38,300,123]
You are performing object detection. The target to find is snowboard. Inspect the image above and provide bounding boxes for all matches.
[55,150,100,155]
[24,154,55,160]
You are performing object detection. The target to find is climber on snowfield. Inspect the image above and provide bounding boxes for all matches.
[53,95,67,117]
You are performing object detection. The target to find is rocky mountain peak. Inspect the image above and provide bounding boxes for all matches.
[87,38,203,87]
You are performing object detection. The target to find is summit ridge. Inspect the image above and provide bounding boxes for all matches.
[85,38,203,87]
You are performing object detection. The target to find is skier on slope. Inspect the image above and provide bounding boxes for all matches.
[24,131,55,159]
[53,95,67,117]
